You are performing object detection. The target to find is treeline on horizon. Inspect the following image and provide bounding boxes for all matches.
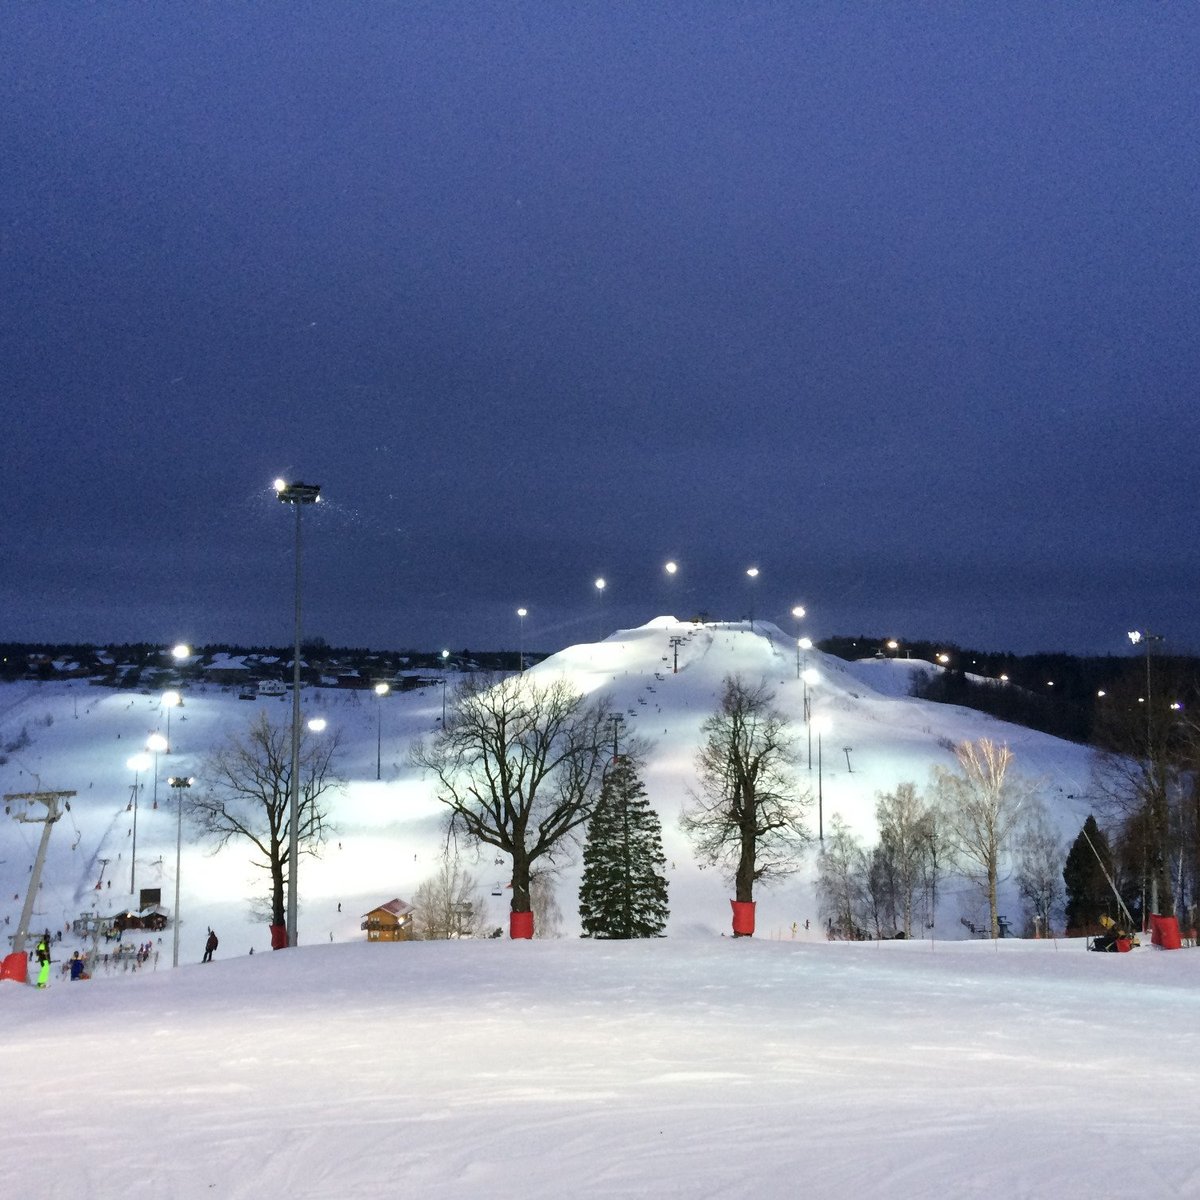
[822,634,1200,749]
[3,634,1198,752]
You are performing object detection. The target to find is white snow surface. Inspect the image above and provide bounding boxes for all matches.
[2,620,1192,1197]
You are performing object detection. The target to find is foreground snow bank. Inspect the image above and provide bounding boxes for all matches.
[3,936,1197,1199]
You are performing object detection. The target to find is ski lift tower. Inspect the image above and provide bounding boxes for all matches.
[5,790,75,955]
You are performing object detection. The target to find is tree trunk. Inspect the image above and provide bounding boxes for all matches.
[988,855,999,939]
[271,848,286,929]
[733,803,756,933]
[510,847,531,913]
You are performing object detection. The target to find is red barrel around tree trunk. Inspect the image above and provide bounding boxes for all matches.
[730,900,756,937]
[510,910,534,940]
[1151,914,1182,949]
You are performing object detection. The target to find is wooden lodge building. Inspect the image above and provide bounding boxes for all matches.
[361,898,416,942]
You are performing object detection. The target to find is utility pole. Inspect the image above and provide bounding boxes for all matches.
[5,791,75,955]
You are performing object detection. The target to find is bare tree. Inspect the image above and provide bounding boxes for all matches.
[530,866,564,939]
[816,814,870,939]
[875,781,936,937]
[411,673,611,934]
[933,738,1034,938]
[1015,798,1063,936]
[1092,670,1189,918]
[189,712,342,929]
[680,675,809,928]
[412,858,487,940]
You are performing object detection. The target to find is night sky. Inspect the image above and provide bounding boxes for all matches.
[4,5,1198,656]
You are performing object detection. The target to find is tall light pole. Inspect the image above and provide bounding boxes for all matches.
[516,607,528,672]
[161,690,182,750]
[791,606,806,677]
[1128,629,1165,918]
[1128,630,1164,753]
[374,682,389,780]
[802,663,818,759]
[167,775,193,967]
[594,577,606,641]
[127,752,151,895]
[275,477,321,948]
[663,561,678,618]
[813,713,832,843]
[146,731,168,811]
[746,567,760,629]
[440,648,450,724]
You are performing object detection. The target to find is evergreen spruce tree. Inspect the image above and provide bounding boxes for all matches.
[1063,815,1115,934]
[579,757,669,938]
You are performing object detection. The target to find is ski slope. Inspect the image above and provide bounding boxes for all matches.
[3,620,1191,1198]
[1,618,1099,950]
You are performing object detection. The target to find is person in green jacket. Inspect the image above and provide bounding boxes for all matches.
[35,934,51,988]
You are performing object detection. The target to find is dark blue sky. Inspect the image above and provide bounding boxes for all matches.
[3,4,1198,656]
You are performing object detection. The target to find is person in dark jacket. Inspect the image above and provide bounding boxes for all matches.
[202,928,218,963]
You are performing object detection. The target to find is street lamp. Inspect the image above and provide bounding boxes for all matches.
[791,606,806,678]
[161,690,182,750]
[746,567,760,629]
[307,717,327,733]
[127,752,151,895]
[516,607,527,672]
[275,476,321,948]
[374,682,389,780]
[812,713,832,843]
[167,776,193,967]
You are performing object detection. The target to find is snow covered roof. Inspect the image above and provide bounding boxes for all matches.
[364,898,414,919]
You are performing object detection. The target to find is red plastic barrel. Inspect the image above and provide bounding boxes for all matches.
[510,910,534,940]
[269,923,288,950]
[1151,915,1182,950]
[0,952,28,984]
[730,900,756,937]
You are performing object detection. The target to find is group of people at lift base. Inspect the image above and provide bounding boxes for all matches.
[24,926,219,988]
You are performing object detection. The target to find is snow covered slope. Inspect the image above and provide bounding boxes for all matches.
[0,619,1099,951]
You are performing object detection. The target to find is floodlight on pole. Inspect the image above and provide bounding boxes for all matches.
[516,607,528,672]
[374,682,389,780]
[791,606,806,677]
[1128,628,1166,918]
[745,567,760,629]
[307,717,327,733]
[275,477,321,948]
[594,578,606,641]
[167,776,193,967]
[441,649,450,723]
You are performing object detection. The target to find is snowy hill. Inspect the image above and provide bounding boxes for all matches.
[1,618,1099,953]
[6,620,1196,1200]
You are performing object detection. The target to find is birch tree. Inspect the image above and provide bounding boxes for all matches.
[933,738,1034,938]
